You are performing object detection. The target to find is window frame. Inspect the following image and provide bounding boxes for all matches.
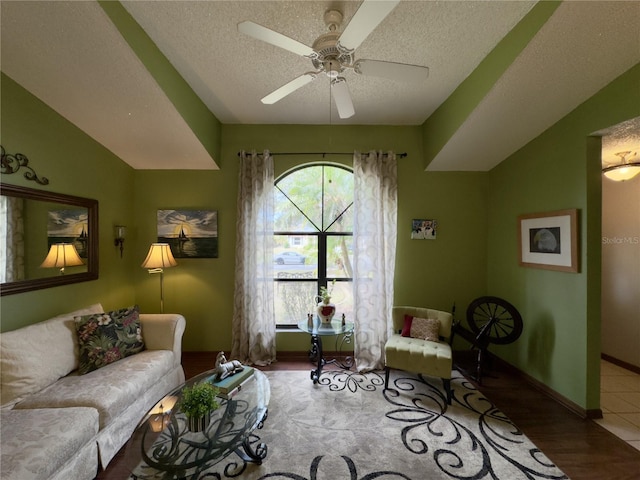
[274,163,353,328]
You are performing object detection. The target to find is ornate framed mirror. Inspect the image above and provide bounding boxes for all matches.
[0,183,98,295]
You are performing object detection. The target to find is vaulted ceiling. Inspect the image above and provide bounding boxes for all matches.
[1,1,638,170]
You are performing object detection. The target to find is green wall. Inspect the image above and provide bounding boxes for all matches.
[132,124,488,351]
[1,73,138,330]
[2,75,487,347]
[3,61,637,412]
[485,64,640,411]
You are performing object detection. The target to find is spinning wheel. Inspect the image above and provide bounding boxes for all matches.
[459,296,523,383]
[466,296,523,346]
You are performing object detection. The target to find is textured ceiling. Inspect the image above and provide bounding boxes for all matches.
[120,0,534,125]
[0,1,214,170]
[1,1,638,171]
[427,1,640,171]
[598,117,640,167]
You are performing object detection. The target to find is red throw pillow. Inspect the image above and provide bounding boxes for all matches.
[401,314,414,337]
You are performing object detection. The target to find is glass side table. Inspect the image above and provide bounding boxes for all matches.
[297,317,354,383]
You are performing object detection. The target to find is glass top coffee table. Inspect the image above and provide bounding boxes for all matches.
[127,368,270,479]
[297,317,355,383]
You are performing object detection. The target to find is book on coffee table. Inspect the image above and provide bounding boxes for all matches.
[210,367,255,397]
[217,374,256,399]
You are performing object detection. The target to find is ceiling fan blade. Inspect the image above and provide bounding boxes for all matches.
[338,0,400,52]
[331,77,355,119]
[261,72,318,104]
[238,21,315,57]
[355,59,429,83]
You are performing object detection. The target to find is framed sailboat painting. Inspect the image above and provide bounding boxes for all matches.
[47,209,90,258]
[157,210,218,258]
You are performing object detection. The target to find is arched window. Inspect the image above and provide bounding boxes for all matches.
[274,164,353,327]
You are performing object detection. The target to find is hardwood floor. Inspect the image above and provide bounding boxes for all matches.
[454,355,640,480]
[96,351,640,480]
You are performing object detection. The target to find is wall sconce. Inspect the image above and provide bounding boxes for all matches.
[114,225,126,258]
[141,243,177,313]
[40,243,84,275]
[603,151,640,182]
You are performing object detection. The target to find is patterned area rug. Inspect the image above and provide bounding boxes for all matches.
[133,368,569,479]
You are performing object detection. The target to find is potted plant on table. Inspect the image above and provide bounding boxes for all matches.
[315,279,336,324]
[180,382,220,432]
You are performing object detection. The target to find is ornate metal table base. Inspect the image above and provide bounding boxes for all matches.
[236,409,268,464]
[130,370,270,479]
[236,437,268,464]
[307,327,354,384]
[309,333,323,383]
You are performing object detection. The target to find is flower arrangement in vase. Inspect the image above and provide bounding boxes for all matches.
[315,279,336,324]
[180,382,220,432]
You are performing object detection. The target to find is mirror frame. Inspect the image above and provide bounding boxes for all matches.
[0,183,99,296]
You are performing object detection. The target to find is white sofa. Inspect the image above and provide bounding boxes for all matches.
[0,304,186,480]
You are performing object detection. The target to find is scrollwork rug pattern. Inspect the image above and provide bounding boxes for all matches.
[134,369,569,480]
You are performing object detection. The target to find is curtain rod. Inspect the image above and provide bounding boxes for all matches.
[237,151,407,158]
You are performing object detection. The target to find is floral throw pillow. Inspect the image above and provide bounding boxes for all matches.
[401,314,440,342]
[74,305,145,375]
[411,317,441,342]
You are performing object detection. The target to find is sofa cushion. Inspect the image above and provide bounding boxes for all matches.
[15,350,176,429]
[0,304,104,407]
[0,407,99,480]
[75,305,145,374]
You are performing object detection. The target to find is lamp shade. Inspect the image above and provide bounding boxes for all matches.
[40,243,84,268]
[141,243,177,269]
[149,396,178,415]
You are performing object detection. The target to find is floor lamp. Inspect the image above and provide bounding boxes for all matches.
[141,243,177,313]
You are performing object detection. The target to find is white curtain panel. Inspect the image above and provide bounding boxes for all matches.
[353,150,398,371]
[231,150,277,366]
[0,195,25,283]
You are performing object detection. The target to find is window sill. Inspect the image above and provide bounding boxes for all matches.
[276,326,304,333]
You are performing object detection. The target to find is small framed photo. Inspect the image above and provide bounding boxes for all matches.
[411,219,437,240]
[518,209,578,272]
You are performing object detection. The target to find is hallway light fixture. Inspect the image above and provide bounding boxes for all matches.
[603,151,640,182]
[141,243,177,313]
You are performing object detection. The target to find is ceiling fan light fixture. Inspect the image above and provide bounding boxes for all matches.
[603,151,640,182]
[324,59,341,79]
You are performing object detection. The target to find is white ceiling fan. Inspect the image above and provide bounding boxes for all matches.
[238,0,429,119]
